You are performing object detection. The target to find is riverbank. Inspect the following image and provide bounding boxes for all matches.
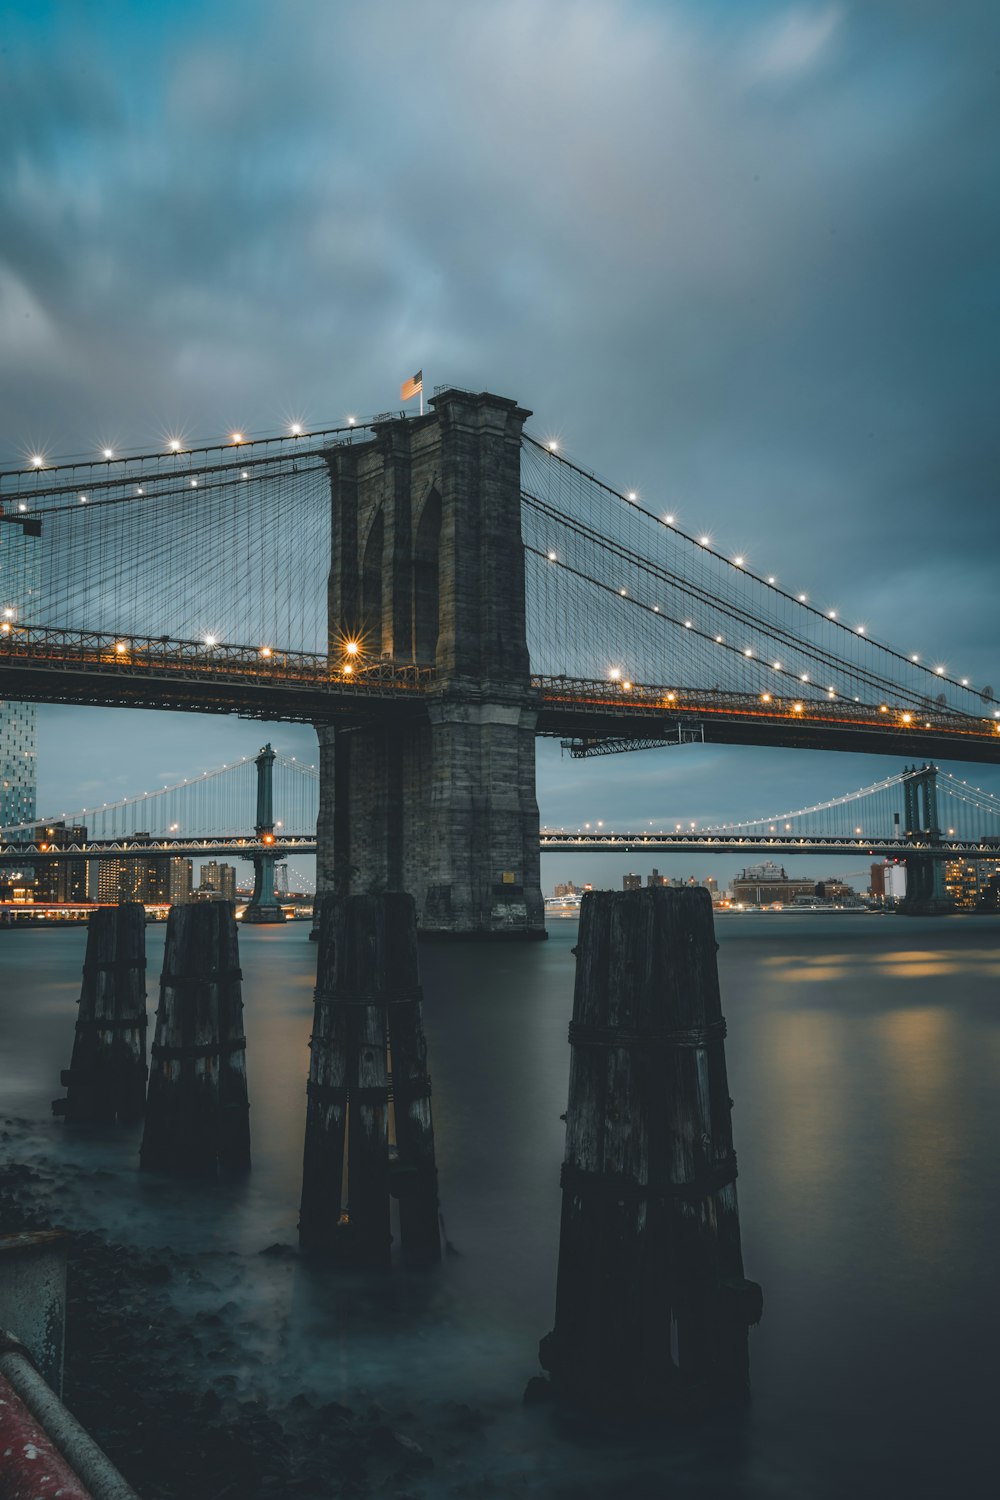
[0,1142,491,1499]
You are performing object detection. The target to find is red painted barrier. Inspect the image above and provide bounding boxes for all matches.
[0,1371,94,1499]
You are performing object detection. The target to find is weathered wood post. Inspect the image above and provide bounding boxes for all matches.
[538,888,761,1414]
[299,892,439,1265]
[139,902,250,1175]
[53,903,147,1123]
[388,983,440,1262]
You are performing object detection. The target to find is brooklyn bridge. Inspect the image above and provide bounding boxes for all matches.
[2,387,998,935]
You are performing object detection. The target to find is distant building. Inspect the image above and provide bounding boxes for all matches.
[554,880,580,898]
[977,869,1000,912]
[647,868,667,887]
[169,858,193,905]
[0,701,36,829]
[1,521,39,830]
[623,872,642,891]
[731,860,817,907]
[871,860,907,904]
[32,823,88,903]
[814,878,859,906]
[946,858,1000,910]
[94,842,172,904]
[198,861,236,902]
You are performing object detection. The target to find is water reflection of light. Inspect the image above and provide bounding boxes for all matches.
[876,1007,959,1264]
[765,949,1000,984]
[763,953,853,982]
[761,1010,846,1200]
[782,965,850,982]
[878,960,960,978]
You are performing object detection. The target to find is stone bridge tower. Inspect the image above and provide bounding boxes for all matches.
[314,388,544,938]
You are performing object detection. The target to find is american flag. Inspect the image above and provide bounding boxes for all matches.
[400,370,423,402]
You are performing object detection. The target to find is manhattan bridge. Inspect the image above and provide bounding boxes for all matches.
[1,387,998,932]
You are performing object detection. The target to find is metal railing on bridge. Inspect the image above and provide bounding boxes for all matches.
[0,624,435,715]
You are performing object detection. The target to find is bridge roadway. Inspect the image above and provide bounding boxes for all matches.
[2,833,999,864]
[2,627,1000,763]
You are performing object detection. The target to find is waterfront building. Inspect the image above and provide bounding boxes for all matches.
[94,848,172,904]
[169,858,193,905]
[977,869,1000,911]
[0,518,39,830]
[731,861,817,907]
[32,823,88,903]
[622,872,642,891]
[814,878,860,905]
[871,860,907,904]
[197,861,237,902]
[944,860,978,909]
[0,701,36,828]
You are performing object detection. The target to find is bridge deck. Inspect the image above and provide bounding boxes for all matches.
[2,830,999,863]
[534,678,1000,764]
[2,629,999,762]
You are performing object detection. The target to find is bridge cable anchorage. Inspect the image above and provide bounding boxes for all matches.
[520,433,996,721]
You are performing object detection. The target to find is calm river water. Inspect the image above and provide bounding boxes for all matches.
[1,913,998,1497]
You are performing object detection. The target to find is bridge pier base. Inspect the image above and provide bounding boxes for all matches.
[897,853,955,916]
[242,850,286,924]
[315,698,544,938]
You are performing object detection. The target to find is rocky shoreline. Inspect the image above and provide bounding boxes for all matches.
[0,1149,504,1500]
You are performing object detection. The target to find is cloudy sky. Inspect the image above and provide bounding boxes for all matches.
[2,0,998,887]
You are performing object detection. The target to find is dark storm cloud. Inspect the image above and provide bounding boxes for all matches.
[1,0,998,827]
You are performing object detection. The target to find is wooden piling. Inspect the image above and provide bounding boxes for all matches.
[539,887,761,1414]
[299,892,439,1265]
[54,903,147,1124]
[139,902,250,1175]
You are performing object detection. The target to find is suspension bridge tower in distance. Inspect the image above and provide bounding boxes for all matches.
[316,388,545,938]
[242,741,287,924]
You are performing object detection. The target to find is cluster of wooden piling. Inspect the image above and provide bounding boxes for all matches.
[53,893,439,1266]
[539,887,762,1412]
[50,883,757,1412]
[299,892,440,1265]
[54,902,250,1176]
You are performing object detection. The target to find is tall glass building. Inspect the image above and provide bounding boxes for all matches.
[0,519,38,830]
